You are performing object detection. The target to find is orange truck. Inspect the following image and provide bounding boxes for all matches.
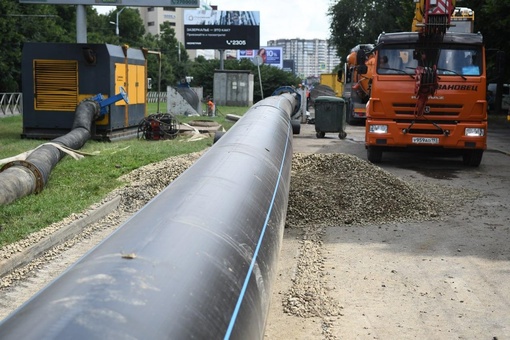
[364,1,489,166]
[340,44,374,124]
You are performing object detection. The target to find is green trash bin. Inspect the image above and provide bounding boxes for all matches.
[314,96,347,139]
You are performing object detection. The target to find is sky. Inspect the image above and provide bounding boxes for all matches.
[94,0,333,45]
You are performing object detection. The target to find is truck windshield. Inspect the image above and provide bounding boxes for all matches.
[378,46,482,76]
[437,48,481,76]
[378,48,418,75]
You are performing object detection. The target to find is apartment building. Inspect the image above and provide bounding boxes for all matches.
[267,38,341,78]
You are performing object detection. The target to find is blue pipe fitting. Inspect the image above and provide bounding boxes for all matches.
[90,86,129,118]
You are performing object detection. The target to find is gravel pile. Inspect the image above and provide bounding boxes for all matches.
[0,152,479,334]
[286,153,456,228]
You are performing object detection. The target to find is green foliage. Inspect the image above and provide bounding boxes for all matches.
[0,2,72,91]
[328,0,415,60]
[139,21,194,91]
[476,0,510,82]
[1,4,160,92]
[0,135,209,246]
[188,57,220,99]
[116,8,146,47]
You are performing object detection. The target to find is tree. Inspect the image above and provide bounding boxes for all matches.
[476,0,510,82]
[87,7,118,44]
[328,0,414,60]
[157,21,186,88]
[139,21,189,91]
[188,57,220,99]
[0,0,24,92]
[0,2,73,92]
[106,7,145,47]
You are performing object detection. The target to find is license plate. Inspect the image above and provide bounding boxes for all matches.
[412,137,439,144]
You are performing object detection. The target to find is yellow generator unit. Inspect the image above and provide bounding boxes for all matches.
[21,42,147,140]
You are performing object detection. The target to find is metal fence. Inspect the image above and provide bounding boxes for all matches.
[147,92,167,103]
[0,93,22,117]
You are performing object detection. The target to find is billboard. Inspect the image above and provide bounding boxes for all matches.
[283,59,295,74]
[19,0,199,6]
[238,47,283,69]
[184,10,260,50]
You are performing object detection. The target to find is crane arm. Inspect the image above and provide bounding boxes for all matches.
[412,0,456,35]
[412,0,456,116]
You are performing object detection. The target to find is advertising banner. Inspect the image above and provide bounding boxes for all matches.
[238,47,283,69]
[184,10,260,50]
[283,59,295,74]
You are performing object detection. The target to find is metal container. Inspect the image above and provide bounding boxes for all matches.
[21,42,147,140]
[314,95,347,139]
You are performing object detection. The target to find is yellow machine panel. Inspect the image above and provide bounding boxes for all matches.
[33,60,78,112]
[115,63,146,106]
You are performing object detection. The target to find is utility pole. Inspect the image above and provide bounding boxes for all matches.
[110,7,126,36]
[76,5,87,43]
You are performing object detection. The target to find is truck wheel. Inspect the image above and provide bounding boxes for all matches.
[367,146,383,163]
[316,131,325,138]
[291,120,301,135]
[462,150,483,167]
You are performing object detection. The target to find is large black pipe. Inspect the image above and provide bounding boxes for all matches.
[0,94,298,339]
[0,100,99,205]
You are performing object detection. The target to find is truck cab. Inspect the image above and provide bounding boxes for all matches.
[365,32,487,166]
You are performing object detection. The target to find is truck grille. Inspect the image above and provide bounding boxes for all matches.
[393,102,462,116]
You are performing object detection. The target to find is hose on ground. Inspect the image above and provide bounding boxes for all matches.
[0,100,99,205]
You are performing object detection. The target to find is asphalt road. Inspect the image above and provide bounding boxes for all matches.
[265,118,510,339]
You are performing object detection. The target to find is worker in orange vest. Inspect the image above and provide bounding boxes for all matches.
[207,100,215,116]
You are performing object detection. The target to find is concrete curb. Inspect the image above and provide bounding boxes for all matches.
[0,196,121,278]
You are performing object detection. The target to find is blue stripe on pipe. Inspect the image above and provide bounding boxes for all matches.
[224,103,292,339]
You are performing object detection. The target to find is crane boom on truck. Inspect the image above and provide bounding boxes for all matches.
[363,0,490,166]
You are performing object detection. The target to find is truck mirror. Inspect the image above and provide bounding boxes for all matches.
[358,65,368,75]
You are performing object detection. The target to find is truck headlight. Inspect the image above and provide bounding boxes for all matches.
[369,125,388,134]
[465,128,485,137]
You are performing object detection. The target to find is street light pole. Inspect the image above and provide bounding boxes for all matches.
[115,7,126,36]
